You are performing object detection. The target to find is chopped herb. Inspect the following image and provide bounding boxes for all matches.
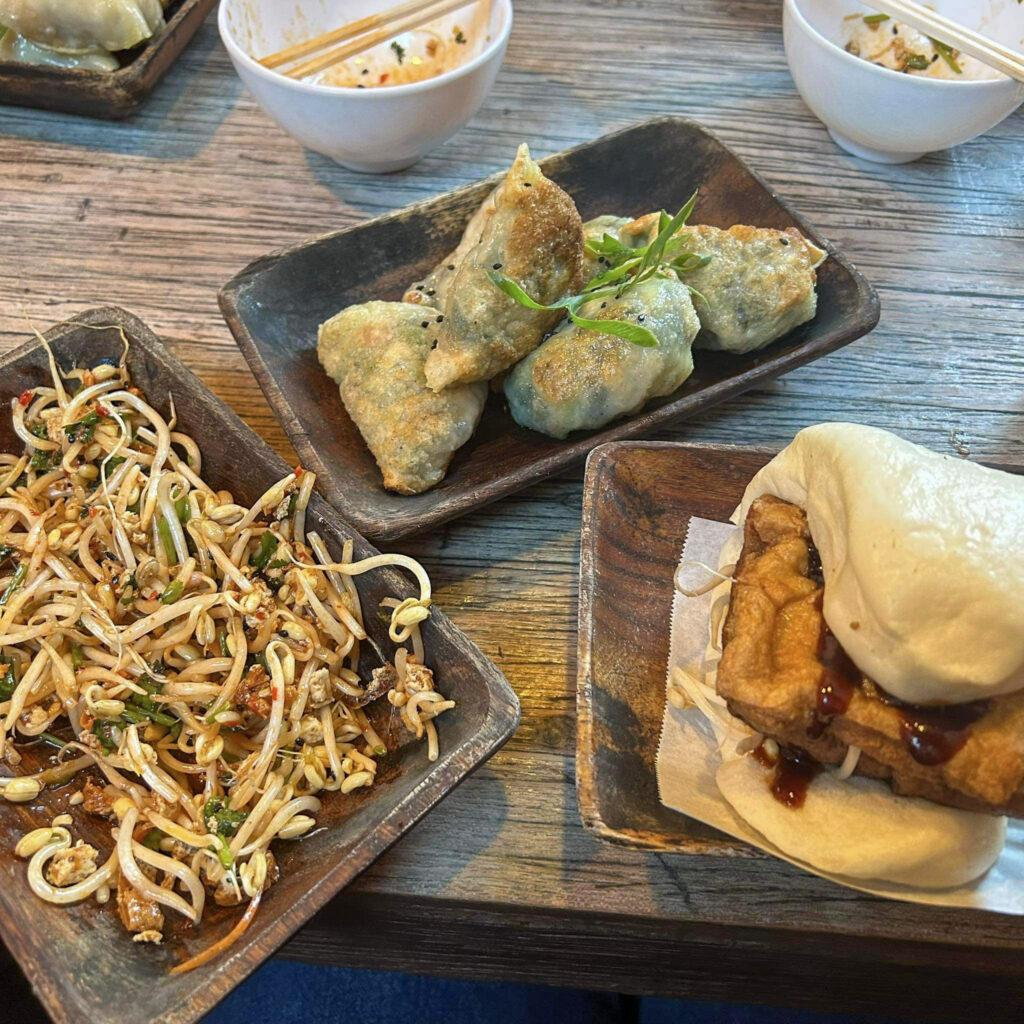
[39,731,66,751]
[71,643,84,670]
[91,719,120,754]
[120,702,177,729]
[250,532,279,571]
[29,449,58,472]
[862,13,889,25]
[204,797,246,838]
[390,40,405,64]
[63,409,106,444]
[287,493,298,516]
[0,563,27,607]
[157,516,176,563]
[454,28,466,44]
[141,829,164,851]
[102,455,126,475]
[159,580,184,605]
[905,53,931,70]
[490,191,709,349]
[29,421,49,440]
[174,495,191,524]
[0,660,16,700]
[929,37,962,73]
[219,632,231,657]
[266,558,291,571]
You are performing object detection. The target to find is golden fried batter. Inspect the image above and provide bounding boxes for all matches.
[718,495,1024,815]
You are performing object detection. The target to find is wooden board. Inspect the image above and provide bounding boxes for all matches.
[0,307,520,1024]
[2,1,1024,1019]
[219,116,879,542]
[577,440,772,853]
[0,0,215,119]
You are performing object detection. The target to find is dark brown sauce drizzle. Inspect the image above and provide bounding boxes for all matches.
[807,592,861,739]
[753,741,821,809]
[875,688,991,766]
[802,541,989,766]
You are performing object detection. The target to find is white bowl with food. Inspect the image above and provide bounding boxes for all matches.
[783,0,1024,162]
[218,0,512,173]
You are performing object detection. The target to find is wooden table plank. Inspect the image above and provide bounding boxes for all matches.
[1,1,1023,1018]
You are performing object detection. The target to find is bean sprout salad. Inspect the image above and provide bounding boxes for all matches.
[0,335,453,971]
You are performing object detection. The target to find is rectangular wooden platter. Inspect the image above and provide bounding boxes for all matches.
[576,440,1022,862]
[0,0,215,119]
[576,440,771,854]
[0,307,520,1024]
[218,116,880,543]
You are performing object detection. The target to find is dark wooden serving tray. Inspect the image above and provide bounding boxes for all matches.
[0,307,520,1024]
[0,0,215,118]
[577,440,775,854]
[219,116,880,543]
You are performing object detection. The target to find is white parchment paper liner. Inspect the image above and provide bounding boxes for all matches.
[655,516,1024,914]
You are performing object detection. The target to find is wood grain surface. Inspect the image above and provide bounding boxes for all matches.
[1,1,1023,1020]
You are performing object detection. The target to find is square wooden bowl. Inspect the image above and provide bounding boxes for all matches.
[219,116,880,542]
[0,307,520,1024]
[0,0,215,118]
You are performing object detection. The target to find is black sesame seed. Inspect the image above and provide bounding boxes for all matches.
[415,284,424,291]
[780,237,790,246]
[435,315,444,323]
[492,263,502,270]
[430,340,438,350]
[931,54,938,62]
[447,264,455,271]
[426,288,436,296]
[600,302,607,309]
[523,182,532,187]
[361,68,369,75]
[421,321,429,328]
[637,315,645,323]
[356,84,365,89]
[892,25,898,34]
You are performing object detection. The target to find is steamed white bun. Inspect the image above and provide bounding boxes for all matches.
[717,755,1006,888]
[735,423,1024,705]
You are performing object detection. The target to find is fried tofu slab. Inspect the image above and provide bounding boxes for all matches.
[718,495,1024,816]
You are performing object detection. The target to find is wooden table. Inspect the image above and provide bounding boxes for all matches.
[2,3,1023,1021]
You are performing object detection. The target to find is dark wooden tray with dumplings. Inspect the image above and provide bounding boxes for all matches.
[0,0,215,119]
[0,307,520,1024]
[219,116,880,542]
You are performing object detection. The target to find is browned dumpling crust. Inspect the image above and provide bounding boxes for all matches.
[318,301,487,494]
[407,143,585,392]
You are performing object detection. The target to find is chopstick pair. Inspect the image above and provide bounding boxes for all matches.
[260,0,483,80]
[862,0,1024,83]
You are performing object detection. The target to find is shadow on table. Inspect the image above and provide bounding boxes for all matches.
[0,25,239,161]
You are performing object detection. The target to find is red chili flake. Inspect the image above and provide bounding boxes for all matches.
[293,466,304,478]
[96,404,109,417]
[89,508,100,518]
[379,73,389,83]
[271,687,280,702]
[17,390,33,407]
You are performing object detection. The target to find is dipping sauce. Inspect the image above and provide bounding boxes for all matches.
[843,13,999,80]
[315,18,486,88]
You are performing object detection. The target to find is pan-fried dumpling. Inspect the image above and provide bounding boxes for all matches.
[503,275,700,439]
[0,27,118,68]
[0,0,165,54]
[406,144,585,392]
[619,215,827,354]
[318,301,487,495]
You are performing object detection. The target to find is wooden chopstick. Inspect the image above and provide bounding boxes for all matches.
[862,0,1024,83]
[260,0,442,69]
[260,0,477,79]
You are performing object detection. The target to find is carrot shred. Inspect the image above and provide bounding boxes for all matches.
[169,890,262,975]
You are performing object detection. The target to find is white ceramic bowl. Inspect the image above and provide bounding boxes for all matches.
[783,0,1024,162]
[219,0,512,173]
